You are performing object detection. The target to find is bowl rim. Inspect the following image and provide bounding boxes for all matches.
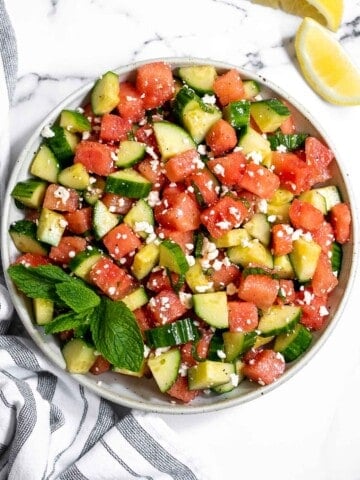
[1,56,358,414]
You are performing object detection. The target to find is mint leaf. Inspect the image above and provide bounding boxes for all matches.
[90,297,144,372]
[45,309,92,335]
[55,278,100,312]
[268,132,308,151]
[8,264,57,300]
[29,264,71,282]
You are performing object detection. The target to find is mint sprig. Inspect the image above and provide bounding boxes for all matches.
[91,297,144,372]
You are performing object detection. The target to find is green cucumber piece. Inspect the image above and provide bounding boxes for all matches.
[147,348,181,393]
[159,239,189,275]
[193,291,228,328]
[185,260,214,293]
[153,120,195,160]
[121,286,148,311]
[145,318,198,348]
[257,305,301,336]
[37,208,67,246]
[188,360,234,390]
[173,86,222,143]
[273,254,295,279]
[93,200,120,239]
[274,323,312,362]
[83,176,105,205]
[44,125,79,166]
[60,109,91,133]
[69,247,103,282]
[131,243,160,280]
[105,169,152,198]
[268,131,308,151]
[177,65,217,94]
[223,100,250,129]
[58,163,90,190]
[237,125,271,162]
[243,212,271,246]
[33,298,54,325]
[314,185,342,212]
[11,179,47,209]
[9,220,48,255]
[62,338,96,374]
[30,144,60,183]
[223,330,257,362]
[250,98,291,133]
[123,199,154,238]
[227,239,274,269]
[212,228,252,248]
[116,140,146,168]
[289,238,322,283]
[298,190,327,214]
[330,242,342,274]
[243,79,261,99]
[91,71,120,115]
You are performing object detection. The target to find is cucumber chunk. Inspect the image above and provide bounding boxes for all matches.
[131,243,160,280]
[242,79,261,99]
[185,260,214,293]
[223,100,250,129]
[243,212,271,246]
[93,200,120,239]
[11,179,47,209]
[123,199,154,238]
[145,318,198,348]
[330,242,342,274]
[69,247,103,282]
[58,163,90,190]
[153,121,195,160]
[36,208,67,247]
[289,238,322,282]
[60,109,91,133]
[223,330,257,361]
[237,125,272,164]
[178,65,217,94]
[298,190,327,214]
[105,169,152,199]
[30,144,60,183]
[250,98,291,133]
[314,185,342,212]
[273,254,295,279]
[9,220,48,255]
[147,348,181,393]
[91,71,120,115]
[212,228,251,248]
[188,360,234,390]
[193,291,228,328]
[44,125,79,166]
[159,239,189,275]
[116,140,146,168]
[274,323,312,362]
[257,305,301,336]
[121,287,149,311]
[62,338,96,374]
[227,239,274,269]
[33,298,54,325]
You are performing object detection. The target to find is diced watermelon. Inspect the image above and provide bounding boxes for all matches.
[239,163,280,199]
[311,252,338,296]
[277,279,296,305]
[271,223,293,256]
[43,184,79,213]
[133,307,153,331]
[207,259,240,290]
[118,81,145,123]
[164,149,199,182]
[147,289,188,325]
[102,223,141,260]
[305,136,333,185]
[155,191,201,232]
[228,301,258,332]
[166,374,199,403]
[89,355,111,375]
[213,69,245,106]
[64,207,92,235]
[200,195,248,238]
[288,199,324,232]
[136,62,175,110]
[296,289,328,330]
[242,349,285,385]
[207,151,246,187]
[312,221,335,254]
[238,274,279,310]
[13,252,51,267]
[137,157,166,189]
[74,141,115,176]
[100,113,132,143]
[146,269,181,293]
[49,236,87,264]
[185,168,219,206]
[89,256,136,300]
[272,151,312,195]
[156,227,194,253]
[330,202,351,244]
[101,193,133,214]
[205,119,237,156]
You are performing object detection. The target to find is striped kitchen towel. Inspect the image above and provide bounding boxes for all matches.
[0,2,205,478]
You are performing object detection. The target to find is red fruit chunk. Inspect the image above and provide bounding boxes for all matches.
[228,301,258,332]
[205,119,237,156]
[136,62,175,110]
[243,349,285,385]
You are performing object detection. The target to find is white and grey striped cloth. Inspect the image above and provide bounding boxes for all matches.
[0,2,203,478]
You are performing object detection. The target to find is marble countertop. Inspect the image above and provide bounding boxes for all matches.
[5,1,360,478]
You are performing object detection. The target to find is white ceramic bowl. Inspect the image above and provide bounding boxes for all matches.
[1,58,358,414]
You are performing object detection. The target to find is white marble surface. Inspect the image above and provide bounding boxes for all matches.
[5,0,360,478]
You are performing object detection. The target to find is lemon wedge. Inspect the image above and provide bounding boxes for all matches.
[295,17,360,106]
[252,0,343,31]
